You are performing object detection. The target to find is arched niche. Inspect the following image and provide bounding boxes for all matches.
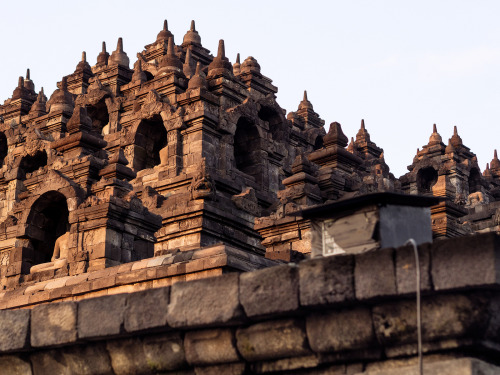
[258,105,284,142]
[416,166,438,194]
[468,168,482,194]
[313,135,324,150]
[86,99,110,135]
[0,132,7,167]
[133,116,168,171]
[25,191,69,269]
[144,71,154,81]
[20,150,47,176]
[234,116,263,183]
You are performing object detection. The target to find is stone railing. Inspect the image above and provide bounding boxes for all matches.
[0,233,500,374]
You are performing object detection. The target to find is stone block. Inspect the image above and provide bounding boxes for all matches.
[30,344,112,375]
[395,242,432,294]
[167,274,242,328]
[142,333,187,372]
[363,357,500,375]
[306,307,376,353]
[31,302,77,347]
[372,293,490,354]
[431,232,500,290]
[106,338,147,375]
[252,355,321,373]
[0,355,32,375]
[194,363,246,375]
[124,287,170,333]
[299,254,354,307]
[185,329,240,365]
[0,309,29,352]
[78,293,127,339]
[354,247,396,300]
[240,264,299,318]
[236,319,311,361]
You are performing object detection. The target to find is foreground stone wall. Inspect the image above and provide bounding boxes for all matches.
[1,232,500,374]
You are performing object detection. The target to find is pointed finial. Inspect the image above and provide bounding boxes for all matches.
[194,61,201,76]
[185,47,192,64]
[433,123,437,133]
[163,20,168,31]
[190,20,196,31]
[236,53,240,64]
[495,149,498,159]
[303,90,308,101]
[167,36,175,56]
[18,76,24,87]
[361,119,365,129]
[41,87,44,95]
[217,39,225,59]
[102,41,107,53]
[82,51,87,62]
[117,37,123,52]
[61,76,68,91]
[26,69,30,80]
[454,125,458,135]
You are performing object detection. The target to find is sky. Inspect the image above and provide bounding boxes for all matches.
[1,1,500,177]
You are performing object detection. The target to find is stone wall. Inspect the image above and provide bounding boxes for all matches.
[1,232,500,374]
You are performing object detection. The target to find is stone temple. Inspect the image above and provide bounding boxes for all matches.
[0,20,499,374]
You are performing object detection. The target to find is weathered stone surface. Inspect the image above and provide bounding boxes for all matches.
[31,344,112,375]
[395,242,432,294]
[31,302,77,347]
[240,264,299,318]
[106,338,148,375]
[0,309,30,351]
[0,355,32,375]
[236,319,311,361]
[363,357,500,375]
[306,308,376,353]
[354,247,396,300]
[124,287,170,332]
[167,274,242,328]
[252,355,321,373]
[78,293,127,338]
[431,232,500,290]
[372,293,490,353]
[142,333,187,372]
[185,329,240,365]
[299,254,354,307]
[194,363,246,375]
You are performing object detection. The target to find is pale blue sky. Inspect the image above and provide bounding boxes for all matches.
[1,1,499,177]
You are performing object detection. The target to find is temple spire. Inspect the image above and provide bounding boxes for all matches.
[361,119,365,129]
[217,39,226,59]
[26,69,30,80]
[190,20,196,31]
[102,41,106,53]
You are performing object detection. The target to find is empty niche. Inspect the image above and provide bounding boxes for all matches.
[0,132,7,167]
[416,166,438,194]
[468,167,482,194]
[133,116,168,171]
[20,150,48,177]
[25,191,69,269]
[234,116,263,184]
[258,106,284,142]
[86,99,110,135]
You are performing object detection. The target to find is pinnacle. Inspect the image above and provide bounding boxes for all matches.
[102,41,106,52]
[185,47,192,64]
[454,125,458,135]
[217,39,225,59]
[167,37,175,56]
[26,69,30,80]
[18,76,23,87]
[361,119,365,129]
[117,37,123,52]
[61,76,68,91]
[303,90,308,101]
[190,20,195,31]
[163,19,168,31]
[82,51,86,62]
[495,149,498,160]
[433,123,437,133]
[194,61,201,75]
[236,53,240,64]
